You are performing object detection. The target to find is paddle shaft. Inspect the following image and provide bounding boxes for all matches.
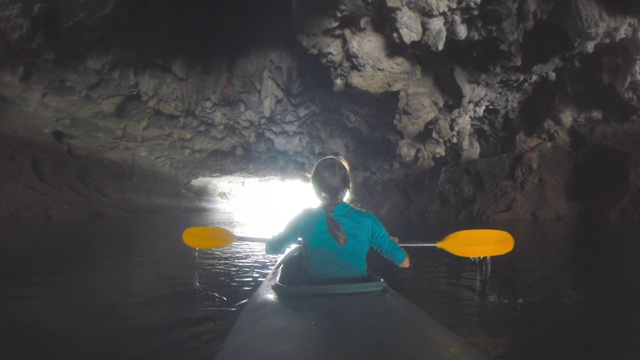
[235,235,269,243]
[239,236,437,247]
[399,243,438,247]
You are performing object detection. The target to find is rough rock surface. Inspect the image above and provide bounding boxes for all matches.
[1,0,640,222]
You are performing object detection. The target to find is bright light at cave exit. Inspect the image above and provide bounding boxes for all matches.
[194,176,321,237]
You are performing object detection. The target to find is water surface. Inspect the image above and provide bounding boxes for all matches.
[1,212,639,359]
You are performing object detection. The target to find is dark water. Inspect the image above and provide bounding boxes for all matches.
[1,212,639,359]
[386,219,640,359]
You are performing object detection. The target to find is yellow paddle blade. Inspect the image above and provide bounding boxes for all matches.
[436,229,514,257]
[182,226,237,249]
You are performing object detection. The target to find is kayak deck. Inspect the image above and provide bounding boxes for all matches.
[215,247,487,359]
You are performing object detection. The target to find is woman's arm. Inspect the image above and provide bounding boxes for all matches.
[370,216,410,268]
[265,209,309,254]
[265,232,297,254]
[390,236,411,268]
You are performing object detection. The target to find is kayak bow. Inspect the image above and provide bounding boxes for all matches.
[214,246,487,359]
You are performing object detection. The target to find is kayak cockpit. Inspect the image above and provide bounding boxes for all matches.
[271,247,387,297]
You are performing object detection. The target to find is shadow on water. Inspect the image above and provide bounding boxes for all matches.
[1,212,639,359]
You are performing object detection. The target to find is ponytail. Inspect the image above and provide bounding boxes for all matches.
[323,198,347,245]
[311,157,351,246]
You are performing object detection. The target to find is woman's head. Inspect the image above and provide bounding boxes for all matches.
[310,156,351,245]
[310,156,351,204]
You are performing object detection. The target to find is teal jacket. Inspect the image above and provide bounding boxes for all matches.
[265,202,407,279]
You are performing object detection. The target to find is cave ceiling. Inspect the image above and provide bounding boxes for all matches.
[1,0,640,221]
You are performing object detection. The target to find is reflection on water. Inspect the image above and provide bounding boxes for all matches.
[1,212,639,359]
[192,242,278,310]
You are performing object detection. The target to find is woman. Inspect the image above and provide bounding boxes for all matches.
[265,156,410,280]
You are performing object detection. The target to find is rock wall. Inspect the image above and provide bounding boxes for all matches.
[1,0,640,221]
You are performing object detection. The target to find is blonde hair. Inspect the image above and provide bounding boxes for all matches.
[310,156,351,245]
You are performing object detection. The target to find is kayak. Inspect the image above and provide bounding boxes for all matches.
[215,246,487,359]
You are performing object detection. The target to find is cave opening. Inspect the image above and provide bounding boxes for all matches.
[189,175,320,237]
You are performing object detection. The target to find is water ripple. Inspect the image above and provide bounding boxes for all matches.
[188,242,278,309]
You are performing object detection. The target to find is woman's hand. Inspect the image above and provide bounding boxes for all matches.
[399,254,410,268]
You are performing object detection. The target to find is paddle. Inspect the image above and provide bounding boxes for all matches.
[182,226,514,258]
